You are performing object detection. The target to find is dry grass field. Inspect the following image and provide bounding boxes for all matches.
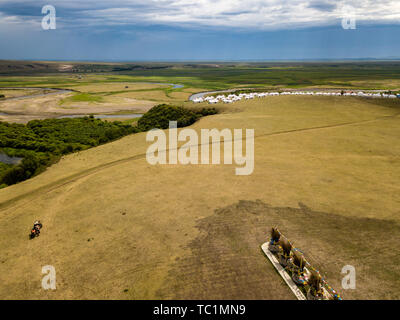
[0,94,399,299]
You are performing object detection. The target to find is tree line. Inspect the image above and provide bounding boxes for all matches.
[0,105,217,187]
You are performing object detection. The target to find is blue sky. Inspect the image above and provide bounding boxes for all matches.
[1,0,400,61]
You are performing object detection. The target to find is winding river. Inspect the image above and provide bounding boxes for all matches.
[0,83,184,119]
[0,82,184,101]
[0,87,75,101]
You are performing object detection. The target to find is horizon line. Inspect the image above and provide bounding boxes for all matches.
[3,58,400,64]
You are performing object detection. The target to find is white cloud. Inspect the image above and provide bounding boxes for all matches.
[1,0,400,30]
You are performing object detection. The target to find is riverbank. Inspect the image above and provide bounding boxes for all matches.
[0,82,186,123]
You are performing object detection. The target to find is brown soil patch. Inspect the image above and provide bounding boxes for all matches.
[157,200,400,300]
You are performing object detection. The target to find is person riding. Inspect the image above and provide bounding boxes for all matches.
[29,220,43,239]
[33,220,42,232]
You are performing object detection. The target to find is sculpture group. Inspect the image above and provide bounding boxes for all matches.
[268,227,342,300]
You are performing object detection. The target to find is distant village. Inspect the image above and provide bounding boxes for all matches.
[193,91,400,104]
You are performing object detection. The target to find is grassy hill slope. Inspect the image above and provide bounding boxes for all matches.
[0,96,399,299]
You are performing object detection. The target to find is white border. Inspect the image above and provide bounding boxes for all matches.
[261,242,306,300]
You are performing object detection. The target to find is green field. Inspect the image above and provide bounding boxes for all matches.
[60,92,104,104]
[2,61,400,91]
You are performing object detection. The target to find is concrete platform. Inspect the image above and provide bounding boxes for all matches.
[261,242,306,300]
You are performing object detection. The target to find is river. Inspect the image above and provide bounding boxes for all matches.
[0,82,183,102]
[0,152,22,165]
[0,82,183,120]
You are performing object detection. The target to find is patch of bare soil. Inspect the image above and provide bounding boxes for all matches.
[157,200,400,300]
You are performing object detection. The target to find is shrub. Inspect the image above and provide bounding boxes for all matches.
[138,104,199,131]
[2,165,27,185]
[1,154,41,185]
[0,118,137,186]
[137,105,217,131]
[196,107,218,117]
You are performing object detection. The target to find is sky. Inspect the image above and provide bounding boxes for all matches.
[1,0,400,61]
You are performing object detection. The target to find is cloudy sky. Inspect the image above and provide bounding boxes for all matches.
[1,0,400,60]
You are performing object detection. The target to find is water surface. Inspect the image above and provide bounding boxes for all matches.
[0,152,22,165]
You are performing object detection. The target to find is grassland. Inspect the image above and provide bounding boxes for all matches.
[60,93,104,104]
[2,61,400,90]
[1,61,400,300]
[2,60,400,124]
[0,91,399,299]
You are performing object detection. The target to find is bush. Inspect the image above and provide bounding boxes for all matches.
[138,104,200,131]
[1,154,41,185]
[137,104,217,131]
[0,118,137,186]
[2,165,27,185]
[196,107,218,117]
